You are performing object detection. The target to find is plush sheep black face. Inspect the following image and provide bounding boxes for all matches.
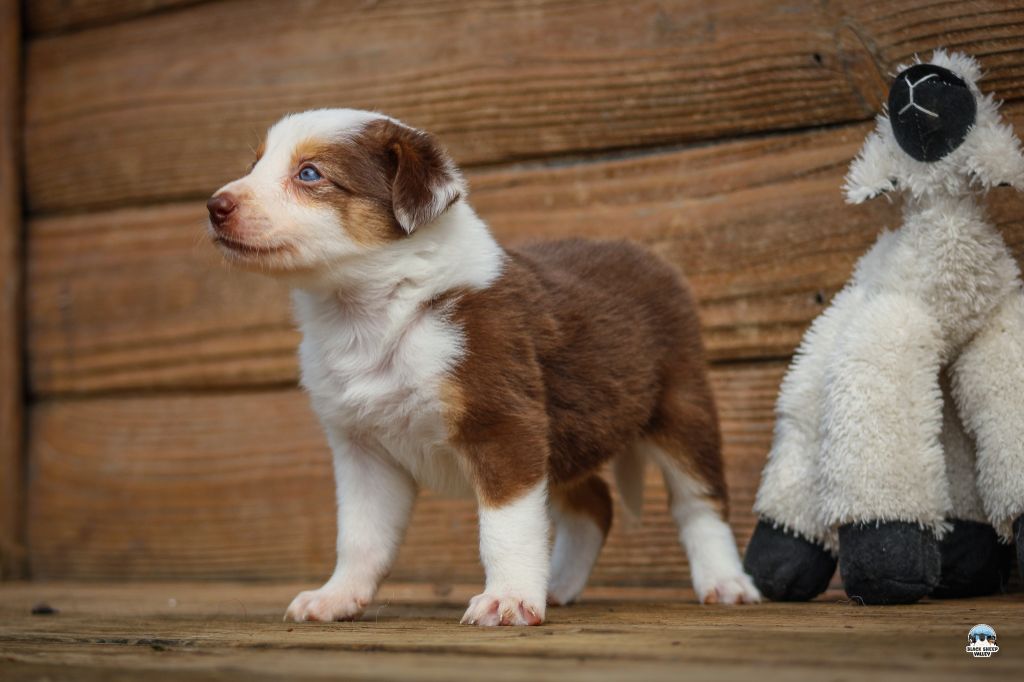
[888,64,976,162]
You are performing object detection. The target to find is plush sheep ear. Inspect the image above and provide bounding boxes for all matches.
[843,125,900,204]
[387,124,466,233]
[964,112,1024,191]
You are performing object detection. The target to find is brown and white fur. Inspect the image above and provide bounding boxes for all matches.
[207,109,759,626]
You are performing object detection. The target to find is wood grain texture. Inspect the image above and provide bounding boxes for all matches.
[22,0,894,214]
[0,0,25,579]
[26,116,1024,394]
[26,362,780,584]
[23,0,1024,215]
[2,582,1022,681]
[25,0,206,35]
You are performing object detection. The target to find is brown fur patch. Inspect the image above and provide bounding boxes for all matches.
[286,121,462,246]
[388,126,462,232]
[552,475,613,536]
[443,239,725,512]
[290,137,400,247]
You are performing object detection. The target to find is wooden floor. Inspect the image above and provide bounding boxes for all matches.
[0,582,1020,681]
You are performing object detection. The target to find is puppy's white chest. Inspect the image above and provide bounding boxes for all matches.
[294,291,470,495]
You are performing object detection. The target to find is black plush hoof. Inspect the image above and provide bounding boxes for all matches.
[839,521,940,605]
[1015,515,1024,582]
[744,519,836,601]
[933,519,1012,598]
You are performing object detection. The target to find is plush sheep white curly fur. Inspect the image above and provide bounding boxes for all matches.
[749,51,1024,602]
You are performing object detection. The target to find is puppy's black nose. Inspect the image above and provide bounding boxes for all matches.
[207,193,237,228]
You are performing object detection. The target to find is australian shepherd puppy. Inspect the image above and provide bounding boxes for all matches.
[207,109,759,626]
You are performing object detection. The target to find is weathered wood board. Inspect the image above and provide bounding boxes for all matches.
[21,0,889,214]
[23,1,1024,214]
[1,582,1022,681]
[0,0,25,579]
[26,362,781,584]
[26,0,205,35]
[26,114,1024,394]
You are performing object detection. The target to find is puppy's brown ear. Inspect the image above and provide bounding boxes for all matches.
[387,124,466,233]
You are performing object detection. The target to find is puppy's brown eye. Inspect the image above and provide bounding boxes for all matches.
[297,165,323,182]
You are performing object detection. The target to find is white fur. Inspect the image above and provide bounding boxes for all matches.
[940,373,987,524]
[756,51,1024,546]
[647,442,760,604]
[284,434,417,622]
[462,482,551,626]
[547,496,606,606]
[951,295,1024,538]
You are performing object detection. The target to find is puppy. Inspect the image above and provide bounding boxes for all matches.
[208,109,759,626]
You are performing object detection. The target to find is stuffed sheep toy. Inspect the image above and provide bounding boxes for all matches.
[743,51,1024,605]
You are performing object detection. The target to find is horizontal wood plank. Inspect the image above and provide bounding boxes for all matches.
[23,0,1024,214]
[27,116,1024,394]
[21,0,893,214]
[26,362,781,584]
[25,0,205,35]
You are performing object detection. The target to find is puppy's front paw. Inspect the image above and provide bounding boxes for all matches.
[285,585,371,622]
[697,573,762,605]
[460,592,545,626]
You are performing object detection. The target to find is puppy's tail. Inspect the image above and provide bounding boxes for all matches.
[612,446,646,528]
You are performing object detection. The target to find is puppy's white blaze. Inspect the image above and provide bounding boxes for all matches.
[477,481,551,604]
[647,442,760,604]
[548,505,604,604]
[265,109,383,155]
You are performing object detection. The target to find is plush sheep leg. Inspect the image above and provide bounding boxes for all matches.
[746,290,858,600]
[1016,517,1024,582]
[820,294,948,604]
[951,295,1024,539]
[934,376,1012,598]
[951,295,1024,582]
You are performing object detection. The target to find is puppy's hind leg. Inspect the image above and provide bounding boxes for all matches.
[646,383,759,605]
[547,475,613,606]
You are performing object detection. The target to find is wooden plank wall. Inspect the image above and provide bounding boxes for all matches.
[18,1,1024,585]
[0,0,25,580]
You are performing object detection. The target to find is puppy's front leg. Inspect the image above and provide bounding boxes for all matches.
[286,434,416,622]
[462,481,550,626]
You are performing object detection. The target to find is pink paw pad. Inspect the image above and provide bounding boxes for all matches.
[461,593,545,626]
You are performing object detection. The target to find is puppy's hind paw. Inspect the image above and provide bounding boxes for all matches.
[461,593,545,626]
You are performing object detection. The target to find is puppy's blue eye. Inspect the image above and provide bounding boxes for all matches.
[298,166,322,182]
